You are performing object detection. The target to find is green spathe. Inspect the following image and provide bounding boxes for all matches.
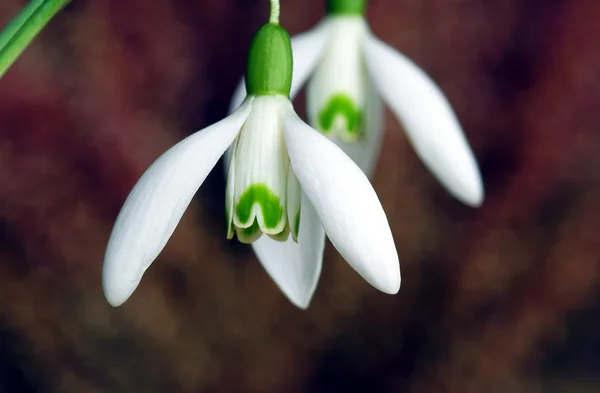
[318,94,363,139]
[326,0,366,15]
[245,23,293,97]
[235,183,285,230]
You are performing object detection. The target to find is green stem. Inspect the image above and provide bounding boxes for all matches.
[0,0,71,78]
[269,0,280,24]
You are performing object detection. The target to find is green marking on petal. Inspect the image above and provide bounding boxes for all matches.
[236,220,262,244]
[318,94,363,141]
[293,208,301,242]
[235,184,284,230]
[268,225,290,242]
[225,204,235,239]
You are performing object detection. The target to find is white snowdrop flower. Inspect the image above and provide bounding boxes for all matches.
[231,0,484,206]
[103,20,400,309]
[227,0,485,308]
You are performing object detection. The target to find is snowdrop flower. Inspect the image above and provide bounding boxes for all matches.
[102,14,400,308]
[231,0,484,206]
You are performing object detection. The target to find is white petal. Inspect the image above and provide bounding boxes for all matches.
[289,21,330,99]
[363,32,484,206]
[229,80,247,114]
[228,21,330,114]
[252,192,325,309]
[103,98,254,307]
[284,110,400,294]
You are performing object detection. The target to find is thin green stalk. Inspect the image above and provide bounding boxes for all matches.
[0,0,71,78]
[269,0,280,24]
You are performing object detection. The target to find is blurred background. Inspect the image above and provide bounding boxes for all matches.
[1,0,600,392]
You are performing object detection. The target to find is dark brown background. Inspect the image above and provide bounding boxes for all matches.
[1,0,600,392]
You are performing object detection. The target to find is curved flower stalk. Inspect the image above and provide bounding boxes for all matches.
[102,16,400,309]
[231,0,484,206]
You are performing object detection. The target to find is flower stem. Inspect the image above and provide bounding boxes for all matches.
[269,0,280,24]
[0,0,71,78]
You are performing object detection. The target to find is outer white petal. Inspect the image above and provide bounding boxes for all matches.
[228,21,330,113]
[284,110,400,294]
[363,32,484,206]
[103,98,254,307]
[252,192,325,309]
[229,80,247,114]
[288,21,330,99]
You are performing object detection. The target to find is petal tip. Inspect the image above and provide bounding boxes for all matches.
[459,175,485,208]
[353,252,401,296]
[102,256,139,307]
[465,192,484,208]
[290,295,312,310]
[104,293,127,308]
[375,264,401,295]
[102,279,132,307]
[278,281,316,310]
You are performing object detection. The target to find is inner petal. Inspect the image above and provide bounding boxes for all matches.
[232,96,290,237]
[317,94,363,140]
[307,16,369,142]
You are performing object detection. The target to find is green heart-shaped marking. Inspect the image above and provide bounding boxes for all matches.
[235,184,284,230]
[318,94,363,139]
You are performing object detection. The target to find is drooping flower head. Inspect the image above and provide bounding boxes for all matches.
[232,0,484,206]
[103,8,400,309]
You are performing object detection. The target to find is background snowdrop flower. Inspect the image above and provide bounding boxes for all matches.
[231,0,484,207]
[103,14,400,309]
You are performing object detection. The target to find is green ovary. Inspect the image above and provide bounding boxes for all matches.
[235,184,285,231]
[318,94,363,141]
